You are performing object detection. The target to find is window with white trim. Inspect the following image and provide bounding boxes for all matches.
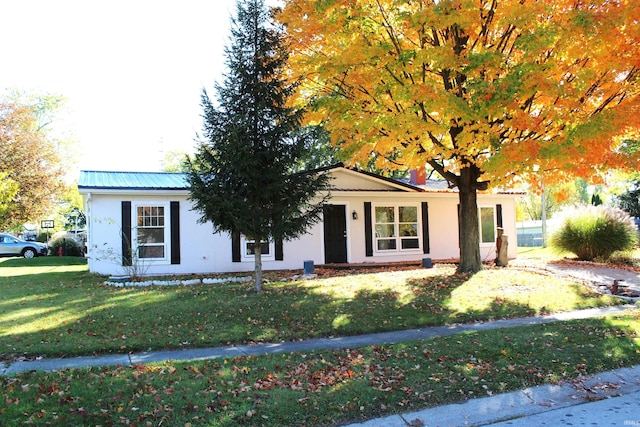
[479,206,496,244]
[135,205,168,260]
[374,205,420,251]
[242,237,274,259]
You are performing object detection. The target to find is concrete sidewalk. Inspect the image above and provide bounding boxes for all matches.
[348,365,640,427]
[1,305,635,376]
[1,305,639,426]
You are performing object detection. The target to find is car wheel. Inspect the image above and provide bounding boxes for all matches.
[22,248,37,259]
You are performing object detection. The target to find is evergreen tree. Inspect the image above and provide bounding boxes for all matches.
[614,180,640,218]
[187,0,330,292]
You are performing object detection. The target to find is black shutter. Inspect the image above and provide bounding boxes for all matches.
[364,202,373,257]
[496,204,503,228]
[170,201,180,264]
[121,201,132,266]
[457,204,461,248]
[275,239,283,261]
[232,230,241,262]
[421,202,430,254]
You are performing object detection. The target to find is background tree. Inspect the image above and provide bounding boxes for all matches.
[187,0,330,292]
[161,150,192,173]
[613,179,640,218]
[0,96,66,231]
[293,124,340,170]
[58,184,86,231]
[279,0,640,272]
[517,178,596,222]
[0,172,19,220]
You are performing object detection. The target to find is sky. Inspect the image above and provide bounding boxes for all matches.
[1,0,266,173]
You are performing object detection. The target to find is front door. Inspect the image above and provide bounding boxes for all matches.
[323,204,348,264]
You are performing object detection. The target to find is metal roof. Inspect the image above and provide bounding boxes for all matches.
[77,168,524,196]
[78,170,188,190]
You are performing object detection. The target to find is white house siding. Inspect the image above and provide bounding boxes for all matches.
[84,191,325,276]
[477,194,519,261]
[80,167,520,277]
[83,193,518,277]
[328,168,407,191]
[328,192,518,265]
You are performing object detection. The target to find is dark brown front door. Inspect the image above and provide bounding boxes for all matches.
[323,204,347,263]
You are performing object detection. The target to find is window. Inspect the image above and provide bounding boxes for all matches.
[374,205,419,252]
[245,240,270,256]
[479,207,496,244]
[136,205,166,259]
[242,236,274,260]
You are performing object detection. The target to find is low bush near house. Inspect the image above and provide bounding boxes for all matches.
[47,232,84,257]
[550,205,638,261]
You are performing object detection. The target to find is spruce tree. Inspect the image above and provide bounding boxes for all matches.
[187,0,330,292]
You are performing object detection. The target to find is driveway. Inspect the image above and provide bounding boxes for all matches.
[511,258,640,295]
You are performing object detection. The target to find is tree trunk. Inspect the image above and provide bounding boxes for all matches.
[253,240,263,293]
[457,166,482,273]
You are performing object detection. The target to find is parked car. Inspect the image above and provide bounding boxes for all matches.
[0,233,48,258]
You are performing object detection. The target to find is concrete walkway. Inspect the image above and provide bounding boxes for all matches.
[1,305,635,376]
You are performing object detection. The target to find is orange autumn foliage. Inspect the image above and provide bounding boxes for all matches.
[278,0,640,189]
[278,0,640,272]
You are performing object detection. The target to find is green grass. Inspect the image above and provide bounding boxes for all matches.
[1,256,639,426]
[2,312,639,426]
[0,258,621,361]
[517,245,640,267]
[0,256,93,283]
[516,245,572,259]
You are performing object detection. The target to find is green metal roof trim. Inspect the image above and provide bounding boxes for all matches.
[78,165,413,192]
[78,168,521,195]
[78,170,189,190]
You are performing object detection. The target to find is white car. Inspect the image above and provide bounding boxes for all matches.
[0,233,48,258]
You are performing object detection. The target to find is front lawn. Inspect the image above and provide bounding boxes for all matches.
[1,257,639,426]
[2,312,639,426]
[0,257,622,361]
[517,245,640,268]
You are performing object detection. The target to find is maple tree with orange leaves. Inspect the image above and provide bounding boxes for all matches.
[278,0,640,272]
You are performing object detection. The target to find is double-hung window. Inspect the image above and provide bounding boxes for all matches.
[135,205,167,259]
[374,205,420,252]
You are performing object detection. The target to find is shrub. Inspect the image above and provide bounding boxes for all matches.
[48,232,84,257]
[606,250,640,268]
[550,205,638,261]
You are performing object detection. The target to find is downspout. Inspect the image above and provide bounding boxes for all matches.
[85,193,92,260]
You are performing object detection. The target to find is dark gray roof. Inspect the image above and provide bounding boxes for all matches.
[78,170,188,190]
